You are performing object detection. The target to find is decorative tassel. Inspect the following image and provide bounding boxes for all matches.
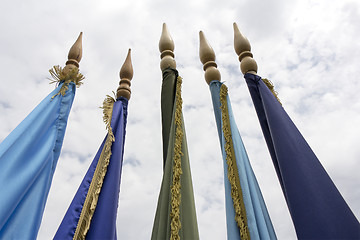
[49,65,84,98]
[220,84,250,240]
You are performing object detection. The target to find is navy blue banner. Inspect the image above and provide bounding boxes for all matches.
[245,73,359,239]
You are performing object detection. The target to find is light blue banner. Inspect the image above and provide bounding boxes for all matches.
[0,82,76,239]
[210,80,276,240]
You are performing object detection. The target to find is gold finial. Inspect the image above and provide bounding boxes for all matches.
[233,23,257,75]
[63,32,83,74]
[199,31,221,85]
[159,23,176,71]
[117,49,133,100]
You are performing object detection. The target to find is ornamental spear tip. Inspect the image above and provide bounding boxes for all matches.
[199,30,221,85]
[159,23,176,71]
[117,49,133,100]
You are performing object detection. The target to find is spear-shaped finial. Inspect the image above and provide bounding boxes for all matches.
[233,23,257,75]
[117,49,133,100]
[199,31,221,84]
[63,32,83,74]
[159,23,176,71]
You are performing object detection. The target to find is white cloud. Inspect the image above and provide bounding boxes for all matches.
[0,0,359,239]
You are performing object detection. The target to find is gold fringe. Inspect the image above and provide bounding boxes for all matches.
[262,78,281,105]
[101,94,116,139]
[73,96,115,240]
[220,84,250,240]
[170,76,184,240]
[49,65,84,98]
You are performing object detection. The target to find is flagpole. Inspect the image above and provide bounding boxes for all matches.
[48,32,84,97]
[233,23,257,75]
[117,49,133,99]
[199,31,221,84]
[64,32,83,73]
[159,23,176,71]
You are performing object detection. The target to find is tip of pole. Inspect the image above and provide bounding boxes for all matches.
[199,30,207,44]
[120,48,133,80]
[159,22,174,53]
[66,31,83,67]
[125,49,132,61]
[233,22,239,31]
[199,30,215,65]
[77,32,83,42]
[117,48,133,100]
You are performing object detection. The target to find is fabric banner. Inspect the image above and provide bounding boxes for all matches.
[54,97,128,240]
[210,80,276,240]
[244,73,360,239]
[0,81,76,239]
[151,68,199,240]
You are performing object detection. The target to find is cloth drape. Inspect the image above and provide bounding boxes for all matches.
[151,68,199,240]
[54,97,128,240]
[210,80,276,240]
[0,82,76,239]
[245,73,359,239]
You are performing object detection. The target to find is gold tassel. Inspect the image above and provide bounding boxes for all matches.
[262,78,281,105]
[170,76,184,240]
[220,84,250,240]
[73,95,115,240]
[49,65,84,98]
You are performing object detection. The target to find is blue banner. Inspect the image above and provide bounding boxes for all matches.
[55,97,128,240]
[210,80,276,240]
[0,82,76,239]
[245,73,360,239]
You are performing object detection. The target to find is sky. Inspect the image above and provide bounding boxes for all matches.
[0,0,359,239]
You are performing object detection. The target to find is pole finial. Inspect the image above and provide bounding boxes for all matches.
[233,23,257,75]
[117,49,133,100]
[63,32,83,75]
[199,31,221,85]
[159,23,176,71]
[66,32,83,68]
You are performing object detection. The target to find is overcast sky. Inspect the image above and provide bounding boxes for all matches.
[0,0,359,239]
